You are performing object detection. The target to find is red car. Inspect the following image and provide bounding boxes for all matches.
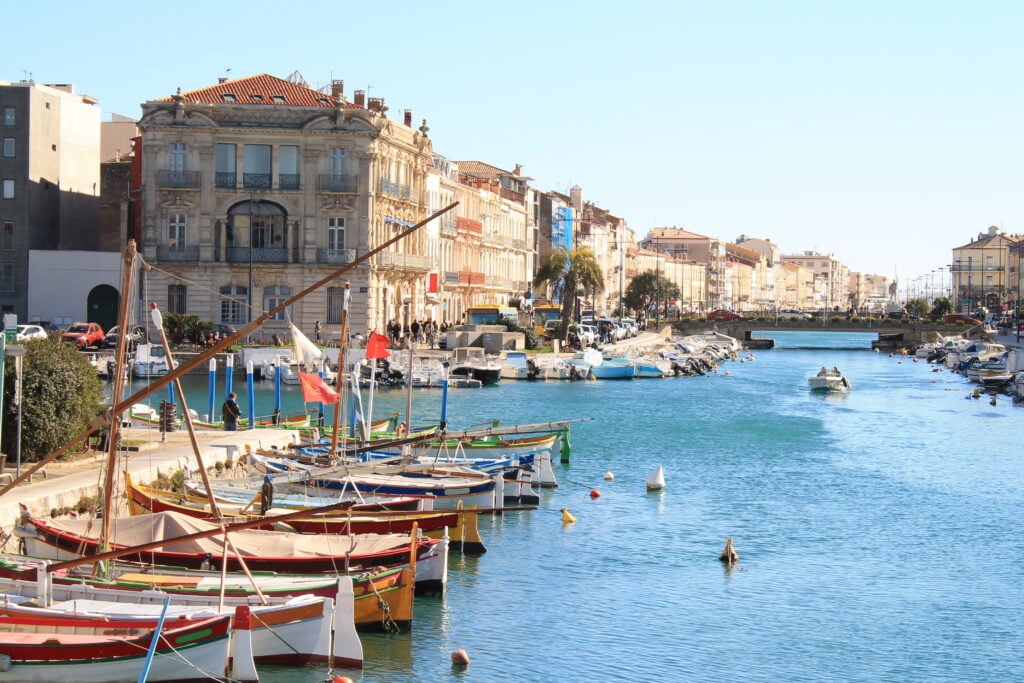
[61,322,105,349]
[707,310,743,321]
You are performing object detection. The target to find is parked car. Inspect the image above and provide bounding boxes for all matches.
[943,314,981,325]
[778,309,812,320]
[569,323,597,348]
[619,318,638,337]
[104,324,148,349]
[61,322,105,349]
[15,324,48,342]
[707,310,743,321]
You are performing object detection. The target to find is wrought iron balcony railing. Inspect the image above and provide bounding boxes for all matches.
[156,170,201,189]
[379,178,412,200]
[242,173,272,190]
[317,248,356,264]
[377,250,430,271]
[156,244,199,261]
[215,172,236,189]
[225,246,289,263]
[317,174,358,193]
[278,174,300,190]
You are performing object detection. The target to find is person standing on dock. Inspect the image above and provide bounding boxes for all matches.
[222,392,242,431]
[314,320,322,345]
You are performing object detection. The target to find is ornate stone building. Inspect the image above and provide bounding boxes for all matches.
[136,72,436,339]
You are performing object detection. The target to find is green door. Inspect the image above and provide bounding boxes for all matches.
[87,284,119,332]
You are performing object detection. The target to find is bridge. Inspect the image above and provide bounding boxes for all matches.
[664,319,988,348]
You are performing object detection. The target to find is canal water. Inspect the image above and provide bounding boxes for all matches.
[129,332,1022,682]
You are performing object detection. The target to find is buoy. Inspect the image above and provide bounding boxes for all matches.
[589,488,601,499]
[329,676,355,683]
[990,396,997,406]
[603,471,614,481]
[972,388,981,399]
[451,649,471,667]
[561,507,576,524]
[719,537,739,565]
[724,370,731,375]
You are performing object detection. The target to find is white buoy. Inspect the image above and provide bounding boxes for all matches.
[645,464,665,491]
[603,471,614,481]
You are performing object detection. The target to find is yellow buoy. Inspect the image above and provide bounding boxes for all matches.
[561,507,577,524]
[719,537,739,565]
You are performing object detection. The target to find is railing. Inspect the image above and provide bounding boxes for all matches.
[459,271,486,285]
[317,174,358,193]
[444,270,460,285]
[226,246,289,263]
[215,172,236,189]
[440,217,458,238]
[156,244,199,261]
[511,238,527,251]
[317,248,356,264]
[243,173,272,189]
[377,251,430,270]
[379,178,412,200]
[156,170,201,189]
[457,217,482,234]
[486,275,514,289]
[278,174,300,190]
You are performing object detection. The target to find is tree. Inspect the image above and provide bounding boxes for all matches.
[623,270,679,320]
[2,337,104,462]
[929,297,953,320]
[533,246,605,339]
[162,312,210,344]
[905,297,930,319]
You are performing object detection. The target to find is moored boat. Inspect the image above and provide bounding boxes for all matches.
[808,366,851,392]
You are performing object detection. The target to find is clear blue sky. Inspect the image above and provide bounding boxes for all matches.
[5,0,1022,283]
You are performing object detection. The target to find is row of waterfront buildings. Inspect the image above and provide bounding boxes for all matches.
[2,73,1022,336]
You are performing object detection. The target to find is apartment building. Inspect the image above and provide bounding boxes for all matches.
[782,251,850,313]
[136,73,437,338]
[0,80,102,322]
[951,225,1021,314]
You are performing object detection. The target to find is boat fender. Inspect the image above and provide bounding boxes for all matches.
[0,654,9,672]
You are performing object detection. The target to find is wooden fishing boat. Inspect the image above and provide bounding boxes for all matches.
[15,510,447,593]
[128,403,312,430]
[126,473,486,553]
[297,465,500,511]
[0,609,233,683]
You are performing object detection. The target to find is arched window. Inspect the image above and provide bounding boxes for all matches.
[264,284,292,322]
[220,284,248,325]
[168,213,187,246]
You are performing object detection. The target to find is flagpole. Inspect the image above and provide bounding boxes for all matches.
[330,283,350,454]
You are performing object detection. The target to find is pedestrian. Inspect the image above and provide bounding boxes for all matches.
[221,392,242,431]
[314,320,322,345]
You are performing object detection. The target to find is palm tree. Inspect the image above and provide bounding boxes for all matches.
[533,246,605,339]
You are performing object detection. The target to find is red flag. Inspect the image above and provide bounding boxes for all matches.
[298,372,340,405]
[366,330,391,360]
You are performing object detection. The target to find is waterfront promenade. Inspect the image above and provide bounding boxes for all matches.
[0,425,295,538]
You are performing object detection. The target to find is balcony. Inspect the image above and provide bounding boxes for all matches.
[440,217,458,238]
[243,173,272,190]
[318,174,358,193]
[226,246,288,263]
[278,174,300,191]
[377,250,430,271]
[317,248,356,265]
[444,270,460,285]
[215,172,237,189]
[156,170,201,189]
[459,271,486,286]
[156,244,199,261]
[457,217,482,234]
[379,178,412,200]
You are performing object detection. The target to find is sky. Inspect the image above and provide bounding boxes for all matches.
[4,0,1022,283]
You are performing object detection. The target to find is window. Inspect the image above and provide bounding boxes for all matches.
[168,284,187,314]
[0,263,12,292]
[2,180,13,199]
[243,144,271,188]
[279,145,299,189]
[251,94,264,102]
[272,95,286,103]
[222,93,237,102]
[329,148,346,175]
[326,287,345,324]
[169,142,186,172]
[263,285,292,322]
[215,143,236,188]
[2,138,13,158]
[3,108,13,127]
[219,284,248,325]
[1,222,12,251]
[327,217,346,250]
[168,213,187,246]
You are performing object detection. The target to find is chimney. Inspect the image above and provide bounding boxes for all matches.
[330,80,344,100]
[404,109,412,127]
[218,77,228,84]
[354,89,365,108]
[570,185,583,212]
[513,163,522,176]
[367,97,384,113]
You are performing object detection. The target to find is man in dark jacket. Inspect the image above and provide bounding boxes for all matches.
[222,392,242,431]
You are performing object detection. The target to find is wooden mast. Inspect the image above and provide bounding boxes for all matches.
[330,282,350,455]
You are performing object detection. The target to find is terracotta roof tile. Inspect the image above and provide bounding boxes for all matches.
[157,74,360,109]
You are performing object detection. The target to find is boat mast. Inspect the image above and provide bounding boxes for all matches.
[329,282,350,454]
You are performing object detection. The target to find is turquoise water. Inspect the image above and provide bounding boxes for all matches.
[132,332,1023,682]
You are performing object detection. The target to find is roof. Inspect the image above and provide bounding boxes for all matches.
[456,160,510,178]
[156,74,357,109]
